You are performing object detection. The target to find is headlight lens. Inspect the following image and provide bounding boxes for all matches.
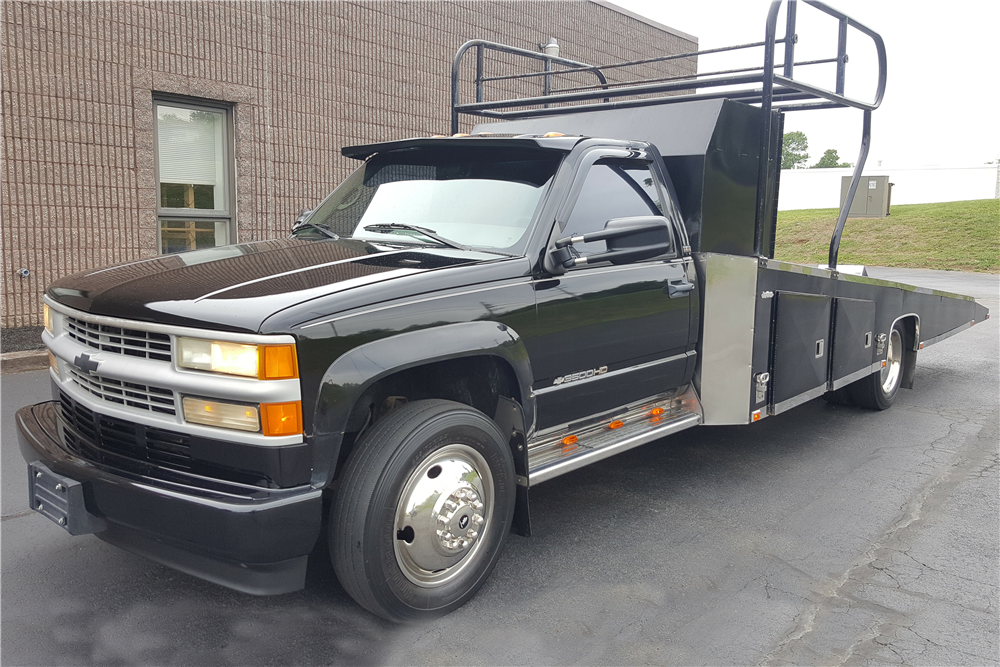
[182,397,260,432]
[176,338,298,380]
[178,338,261,377]
[44,304,53,335]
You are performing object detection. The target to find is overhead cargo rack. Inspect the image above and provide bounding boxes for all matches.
[450,0,887,270]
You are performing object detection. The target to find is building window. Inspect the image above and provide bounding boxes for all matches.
[154,99,234,253]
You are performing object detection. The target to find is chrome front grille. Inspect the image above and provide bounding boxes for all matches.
[65,315,172,362]
[68,364,176,415]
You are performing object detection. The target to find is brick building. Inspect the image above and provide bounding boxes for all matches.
[1,0,696,331]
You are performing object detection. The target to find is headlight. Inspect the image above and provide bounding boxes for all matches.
[177,338,298,380]
[182,397,260,432]
[44,304,53,335]
[181,396,303,436]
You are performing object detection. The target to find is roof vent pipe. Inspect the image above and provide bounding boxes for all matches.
[541,38,559,58]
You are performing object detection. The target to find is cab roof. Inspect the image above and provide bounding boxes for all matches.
[341,134,585,160]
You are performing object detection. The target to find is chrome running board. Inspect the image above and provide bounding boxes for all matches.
[527,386,702,486]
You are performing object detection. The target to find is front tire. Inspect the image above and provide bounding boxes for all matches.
[330,399,516,621]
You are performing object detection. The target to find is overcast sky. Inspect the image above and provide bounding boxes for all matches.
[607,0,999,168]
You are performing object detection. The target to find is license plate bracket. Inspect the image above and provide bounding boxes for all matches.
[27,462,106,535]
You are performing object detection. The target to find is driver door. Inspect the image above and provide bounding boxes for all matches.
[527,152,696,431]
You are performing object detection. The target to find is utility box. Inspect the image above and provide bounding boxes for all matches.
[841,175,893,217]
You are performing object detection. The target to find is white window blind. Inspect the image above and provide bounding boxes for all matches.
[157,105,227,209]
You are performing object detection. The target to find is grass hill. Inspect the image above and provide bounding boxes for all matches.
[774,199,999,273]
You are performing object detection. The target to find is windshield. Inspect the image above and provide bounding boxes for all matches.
[298,148,562,254]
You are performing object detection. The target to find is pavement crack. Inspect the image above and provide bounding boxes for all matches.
[759,415,985,667]
[830,619,886,667]
[872,634,907,665]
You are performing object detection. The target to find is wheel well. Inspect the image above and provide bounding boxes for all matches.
[335,355,522,477]
[894,314,919,389]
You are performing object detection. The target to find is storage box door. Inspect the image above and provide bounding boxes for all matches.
[771,292,832,410]
[830,297,876,390]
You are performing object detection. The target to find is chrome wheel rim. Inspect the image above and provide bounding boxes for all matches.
[393,444,493,588]
[880,328,902,394]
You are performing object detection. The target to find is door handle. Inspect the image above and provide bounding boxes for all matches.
[665,278,695,298]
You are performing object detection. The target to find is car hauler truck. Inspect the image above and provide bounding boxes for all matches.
[16,0,990,621]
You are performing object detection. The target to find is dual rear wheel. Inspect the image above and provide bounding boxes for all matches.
[828,320,906,410]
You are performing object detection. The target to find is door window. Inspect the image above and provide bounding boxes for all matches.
[560,159,663,258]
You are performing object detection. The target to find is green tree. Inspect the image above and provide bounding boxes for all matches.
[811,148,852,168]
[781,131,809,169]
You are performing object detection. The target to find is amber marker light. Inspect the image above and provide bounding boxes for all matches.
[561,435,578,446]
[609,420,624,430]
[261,401,303,437]
[260,345,298,380]
[752,410,762,422]
[649,407,665,417]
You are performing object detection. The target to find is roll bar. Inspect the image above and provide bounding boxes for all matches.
[450,0,887,269]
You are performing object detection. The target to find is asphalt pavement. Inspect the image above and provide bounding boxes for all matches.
[2,268,997,666]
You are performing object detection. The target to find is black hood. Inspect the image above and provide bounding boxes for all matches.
[48,238,501,332]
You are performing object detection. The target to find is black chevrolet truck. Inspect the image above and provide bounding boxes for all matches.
[15,0,990,621]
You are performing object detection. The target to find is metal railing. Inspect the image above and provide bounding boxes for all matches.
[450,0,887,268]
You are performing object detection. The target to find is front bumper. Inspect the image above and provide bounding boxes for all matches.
[16,401,323,595]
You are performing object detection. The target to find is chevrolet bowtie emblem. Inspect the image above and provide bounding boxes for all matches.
[74,353,100,374]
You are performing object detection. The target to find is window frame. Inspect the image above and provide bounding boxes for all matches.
[153,95,236,254]
[551,149,678,270]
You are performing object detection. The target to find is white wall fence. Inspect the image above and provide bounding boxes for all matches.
[777,164,1000,211]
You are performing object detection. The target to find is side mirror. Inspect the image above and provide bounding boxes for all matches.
[293,209,312,228]
[549,216,674,272]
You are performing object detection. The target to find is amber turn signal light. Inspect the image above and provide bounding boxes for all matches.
[260,345,298,380]
[261,401,303,436]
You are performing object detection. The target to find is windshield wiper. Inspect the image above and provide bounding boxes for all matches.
[294,222,340,240]
[363,224,468,251]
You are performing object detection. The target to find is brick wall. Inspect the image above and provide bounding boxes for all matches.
[1,0,696,328]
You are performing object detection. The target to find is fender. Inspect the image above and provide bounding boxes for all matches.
[891,313,919,391]
[310,321,535,486]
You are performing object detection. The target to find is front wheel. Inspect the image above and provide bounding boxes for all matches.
[330,399,516,621]
[847,321,905,410]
